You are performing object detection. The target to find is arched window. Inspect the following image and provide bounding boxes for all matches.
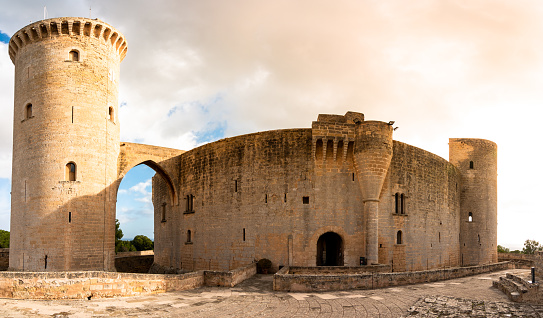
[186,230,192,243]
[468,212,473,222]
[396,230,403,244]
[26,104,33,119]
[66,162,76,181]
[69,50,79,61]
[108,107,114,122]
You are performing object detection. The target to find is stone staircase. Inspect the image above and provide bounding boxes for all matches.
[493,273,539,303]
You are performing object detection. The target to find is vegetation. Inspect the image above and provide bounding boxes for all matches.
[0,230,9,248]
[115,219,153,253]
[522,239,543,254]
[132,235,153,251]
[497,245,509,253]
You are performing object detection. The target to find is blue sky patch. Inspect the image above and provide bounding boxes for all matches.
[195,121,227,144]
[0,31,10,44]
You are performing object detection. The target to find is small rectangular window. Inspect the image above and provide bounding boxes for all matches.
[302,196,309,204]
[69,212,72,223]
[235,180,238,192]
[243,228,246,241]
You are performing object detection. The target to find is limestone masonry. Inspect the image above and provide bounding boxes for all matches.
[8,17,497,273]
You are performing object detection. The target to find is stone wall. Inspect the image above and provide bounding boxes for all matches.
[114,251,154,273]
[273,262,509,292]
[0,263,256,299]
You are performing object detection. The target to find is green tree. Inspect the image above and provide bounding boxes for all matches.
[0,230,9,248]
[131,235,154,251]
[116,240,136,253]
[115,219,123,243]
[497,245,510,253]
[522,239,542,254]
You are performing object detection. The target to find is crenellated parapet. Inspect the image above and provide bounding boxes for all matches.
[8,17,127,63]
[311,112,363,167]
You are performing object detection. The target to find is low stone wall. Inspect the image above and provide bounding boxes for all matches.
[204,263,257,287]
[0,248,8,271]
[0,263,256,299]
[274,262,510,292]
[115,251,154,273]
[288,265,390,275]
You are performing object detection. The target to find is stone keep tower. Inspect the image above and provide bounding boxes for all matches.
[449,138,498,266]
[8,18,127,271]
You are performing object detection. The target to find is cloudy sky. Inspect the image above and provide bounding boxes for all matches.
[0,0,542,249]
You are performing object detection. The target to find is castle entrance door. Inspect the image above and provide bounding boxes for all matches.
[316,232,344,266]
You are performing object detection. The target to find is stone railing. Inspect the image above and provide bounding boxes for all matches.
[274,262,510,292]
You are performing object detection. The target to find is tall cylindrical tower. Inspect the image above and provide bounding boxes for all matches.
[354,121,393,265]
[8,18,127,271]
[449,138,497,266]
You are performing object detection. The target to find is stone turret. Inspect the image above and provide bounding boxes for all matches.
[449,138,497,266]
[354,121,394,265]
[9,17,126,271]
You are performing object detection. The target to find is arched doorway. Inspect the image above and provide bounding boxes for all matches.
[316,232,344,266]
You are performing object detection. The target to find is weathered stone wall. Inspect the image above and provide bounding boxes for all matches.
[382,141,461,271]
[0,264,256,299]
[204,263,257,287]
[0,248,8,271]
[273,262,509,292]
[114,251,154,273]
[9,18,126,272]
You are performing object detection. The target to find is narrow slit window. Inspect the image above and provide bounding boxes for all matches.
[161,203,166,222]
[397,230,403,244]
[69,212,72,223]
[243,228,246,241]
[265,194,267,204]
[284,193,287,203]
[395,193,400,214]
[26,103,33,119]
[44,255,48,269]
[185,195,194,213]
[108,106,114,122]
[69,50,79,61]
[187,230,192,243]
[234,180,238,192]
[352,173,355,181]
[71,106,74,123]
[400,193,406,214]
[469,161,474,169]
[66,162,76,181]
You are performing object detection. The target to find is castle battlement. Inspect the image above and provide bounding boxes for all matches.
[9,17,127,63]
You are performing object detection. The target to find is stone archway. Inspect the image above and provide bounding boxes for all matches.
[316,232,344,266]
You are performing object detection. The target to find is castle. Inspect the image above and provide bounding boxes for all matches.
[7,17,497,273]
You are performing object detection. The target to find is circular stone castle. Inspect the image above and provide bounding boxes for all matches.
[8,18,497,273]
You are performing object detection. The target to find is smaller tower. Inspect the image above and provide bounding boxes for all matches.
[353,121,394,265]
[450,138,497,266]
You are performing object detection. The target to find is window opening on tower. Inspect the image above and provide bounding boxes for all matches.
[69,50,79,62]
[26,103,32,119]
[66,162,76,181]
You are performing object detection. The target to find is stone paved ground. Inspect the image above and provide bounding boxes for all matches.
[0,269,541,317]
